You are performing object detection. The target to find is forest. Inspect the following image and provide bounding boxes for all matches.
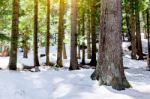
[0,0,150,99]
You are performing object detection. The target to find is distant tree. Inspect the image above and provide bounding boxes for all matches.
[8,0,20,70]
[91,0,130,90]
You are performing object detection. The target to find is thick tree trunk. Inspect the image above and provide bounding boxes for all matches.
[8,0,19,70]
[89,0,97,66]
[33,0,40,66]
[57,0,64,67]
[91,0,130,90]
[69,0,79,70]
[46,0,50,65]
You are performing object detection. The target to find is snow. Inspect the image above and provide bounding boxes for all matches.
[0,33,150,99]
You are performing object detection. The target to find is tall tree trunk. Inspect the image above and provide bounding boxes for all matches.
[33,0,40,66]
[8,0,19,70]
[46,0,50,65]
[147,5,150,70]
[81,13,85,65]
[57,0,64,67]
[69,0,79,70]
[129,0,137,59]
[135,9,143,60]
[77,20,81,59]
[89,0,97,66]
[91,0,130,90]
[87,0,92,59]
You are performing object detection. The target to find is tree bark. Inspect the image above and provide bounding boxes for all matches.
[125,6,131,42]
[77,20,81,59]
[129,0,137,59]
[57,0,64,67]
[81,13,85,65]
[91,0,130,90]
[135,0,143,60]
[46,0,50,65]
[89,0,97,66]
[135,11,143,60]
[63,43,67,59]
[87,0,92,59]
[69,0,79,70]
[8,0,19,70]
[147,2,150,70]
[33,0,40,66]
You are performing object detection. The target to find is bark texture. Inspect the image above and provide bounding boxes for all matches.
[46,0,50,65]
[57,0,64,67]
[69,0,79,70]
[135,0,143,60]
[89,0,97,66]
[129,0,137,59]
[147,1,150,70]
[8,0,19,70]
[33,0,40,66]
[81,13,85,65]
[91,0,130,90]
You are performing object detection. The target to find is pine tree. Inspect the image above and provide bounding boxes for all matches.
[33,0,40,66]
[8,0,20,70]
[91,0,130,90]
[89,0,97,66]
[57,0,65,67]
[46,0,51,65]
[69,0,79,70]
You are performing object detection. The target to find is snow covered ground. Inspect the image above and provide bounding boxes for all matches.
[0,33,150,99]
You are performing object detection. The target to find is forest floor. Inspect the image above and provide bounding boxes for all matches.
[0,34,150,99]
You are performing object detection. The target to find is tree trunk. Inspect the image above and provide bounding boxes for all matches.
[147,4,150,70]
[57,0,64,67]
[69,0,79,70]
[33,0,40,66]
[8,0,19,70]
[87,0,92,59]
[125,6,131,42]
[63,43,67,59]
[46,0,50,65]
[89,0,97,66]
[81,13,85,65]
[135,8,143,60]
[77,20,81,59]
[129,0,137,59]
[91,0,130,90]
